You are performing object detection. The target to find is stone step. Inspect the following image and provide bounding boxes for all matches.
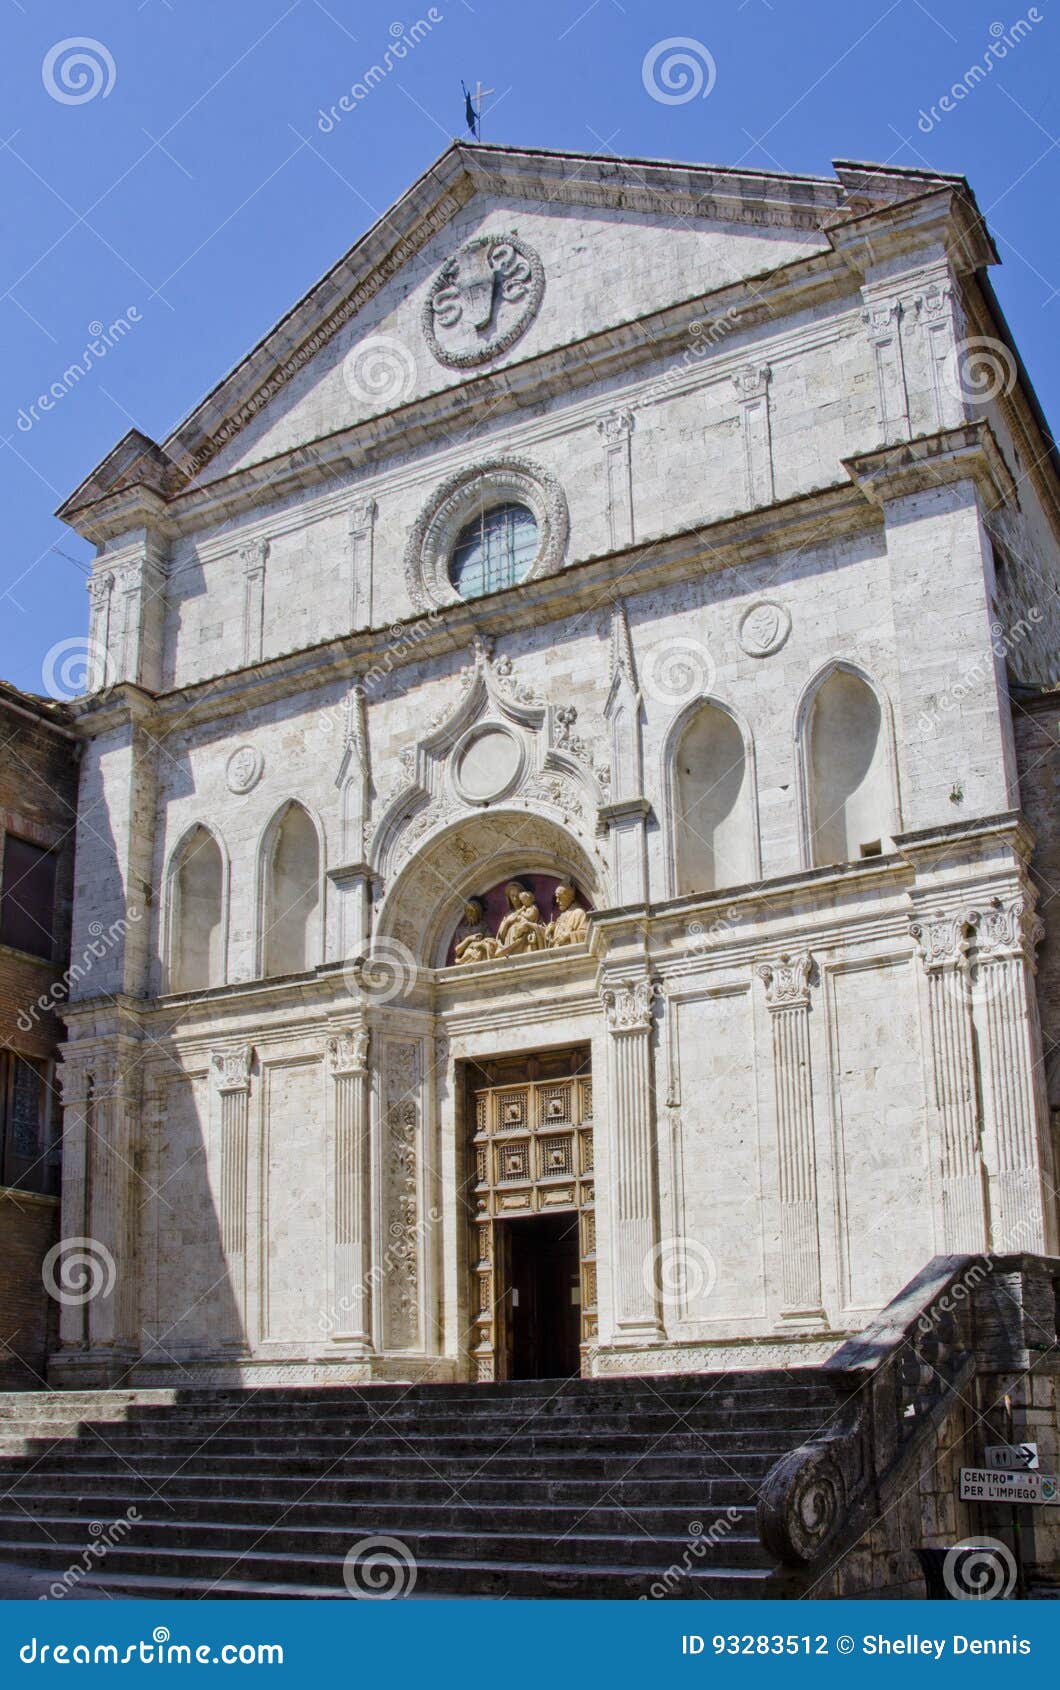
[0,1472,764,1508]
[99,1404,830,1435]
[1,1491,758,1537]
[0,1538,774,1598]
[9,1426,805,1459]
[0,1446,785,1481]
[0,1512,772,1570]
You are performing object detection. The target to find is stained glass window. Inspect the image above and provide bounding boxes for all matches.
[448,503,539,600]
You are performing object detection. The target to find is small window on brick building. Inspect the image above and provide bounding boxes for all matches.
[0,835,57,960]
[0,1054,55,1195]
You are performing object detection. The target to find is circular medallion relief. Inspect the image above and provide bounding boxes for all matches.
[738,600,791,658]
[226,746,263,794]
[423,233,544,369]
[452,725,524,805]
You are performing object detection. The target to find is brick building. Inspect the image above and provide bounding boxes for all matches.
[0,681,78,1387]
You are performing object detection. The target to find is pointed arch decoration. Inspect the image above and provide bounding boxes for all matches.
[258,800,325,977]
[164,822,229,994]
[794,660,901,871]
[662,696,760,898]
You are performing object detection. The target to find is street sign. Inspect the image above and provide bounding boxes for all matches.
[960,1468,1058,1505]
[985,1442,1038,1471]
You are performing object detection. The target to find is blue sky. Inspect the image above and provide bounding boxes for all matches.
[1,0,1057,694]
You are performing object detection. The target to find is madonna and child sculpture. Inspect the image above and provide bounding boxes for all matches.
[452,879,589,964]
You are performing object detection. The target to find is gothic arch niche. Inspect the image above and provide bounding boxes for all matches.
[373,809,607,971]
[165,824,227,993]
[798,663,898,869]
[259,801,323,977]
[666,699,759,896]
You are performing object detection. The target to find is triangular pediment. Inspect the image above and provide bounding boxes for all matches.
[58,144,988,525]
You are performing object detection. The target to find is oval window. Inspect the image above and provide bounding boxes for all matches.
[448,502,539,600]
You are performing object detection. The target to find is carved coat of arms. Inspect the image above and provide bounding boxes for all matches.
[738,600,791,658]
[423,233,544,368]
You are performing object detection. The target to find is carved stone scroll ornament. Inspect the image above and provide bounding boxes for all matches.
[423,233,545,369]
[757,1444,847,1566]
[601,978,656,1032]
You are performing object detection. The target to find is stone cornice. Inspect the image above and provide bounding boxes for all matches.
[843,421,1017,512]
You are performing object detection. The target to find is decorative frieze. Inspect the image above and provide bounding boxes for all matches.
[755,953,823,1318]
[383,1041,421,1351]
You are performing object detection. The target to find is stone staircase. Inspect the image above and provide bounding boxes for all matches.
[0,1371,837,1598]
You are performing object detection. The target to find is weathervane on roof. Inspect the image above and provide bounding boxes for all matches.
[461,80,494,141]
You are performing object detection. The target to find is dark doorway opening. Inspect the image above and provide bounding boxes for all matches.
[502,1213,581,1380]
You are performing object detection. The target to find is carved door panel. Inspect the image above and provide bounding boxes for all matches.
[467,1048,595,1381]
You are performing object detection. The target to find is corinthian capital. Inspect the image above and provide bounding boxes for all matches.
[755,952,813,1010]
[600,978,656,1032]
[909,912,971,972]
[327,1024,370,1077]
[212,1045,253,1094]
[967,897,1045,965]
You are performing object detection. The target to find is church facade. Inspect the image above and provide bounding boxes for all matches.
[52,144,1059,1388]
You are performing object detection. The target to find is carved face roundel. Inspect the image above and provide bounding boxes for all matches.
[423,234,544,368]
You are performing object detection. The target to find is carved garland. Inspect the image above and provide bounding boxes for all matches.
[404,457,569,612]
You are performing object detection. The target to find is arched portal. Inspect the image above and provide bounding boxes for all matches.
[374,808,608,970]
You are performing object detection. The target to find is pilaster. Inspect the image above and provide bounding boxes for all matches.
[968,896,1055,1253]
[326,1022,372,1353]
[597,410,635,549]
[348,499,377,631]
[600,978,664,1342]
[212,1044,253,1348]
[909,912,988,1251]
[755,952,824,1322]
[240,539,269,666]
[733,364,774,506]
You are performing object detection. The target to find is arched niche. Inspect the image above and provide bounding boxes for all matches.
[373,809,607,970]
[666,699,759,897]
[799,664,897,868]
[260,802,323,978]
[166,824,226,994]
